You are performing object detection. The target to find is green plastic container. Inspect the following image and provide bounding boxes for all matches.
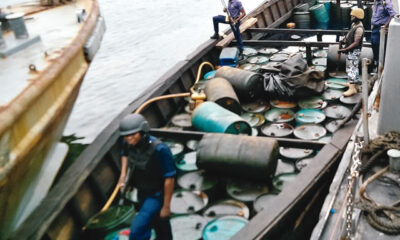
[192,101,251,135]
[309,4,329,23]
[84,205,136,239]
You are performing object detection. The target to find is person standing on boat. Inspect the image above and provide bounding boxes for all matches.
[118,113,176,240]
[371,0,397,67]
[338,8,365,97]
[210,0,246,55]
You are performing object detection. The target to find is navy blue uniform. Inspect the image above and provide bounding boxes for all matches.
[121,136,176,240]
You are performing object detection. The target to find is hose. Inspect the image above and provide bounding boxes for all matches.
[101,61,214,212]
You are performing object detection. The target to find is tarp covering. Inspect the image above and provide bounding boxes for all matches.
[263,54,325,99]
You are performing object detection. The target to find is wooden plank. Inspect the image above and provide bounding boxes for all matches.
[263,8,274,26]
[256,15,266,28]
[216,17,257,48]
[285,0,293,11]
[270,3,281,21]
[277,1,288,16]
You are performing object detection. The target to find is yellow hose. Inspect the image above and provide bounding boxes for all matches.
[190,61,214,94]
[101,61,214,212]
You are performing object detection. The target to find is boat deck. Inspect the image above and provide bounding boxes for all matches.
[0,0,90,106]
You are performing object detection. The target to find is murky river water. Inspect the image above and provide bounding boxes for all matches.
[2,0,265,143]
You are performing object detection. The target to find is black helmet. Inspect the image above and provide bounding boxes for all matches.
[119,113,150,136]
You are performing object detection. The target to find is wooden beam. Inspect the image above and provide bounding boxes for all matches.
[247,28,372,35]
[216,17,258,48]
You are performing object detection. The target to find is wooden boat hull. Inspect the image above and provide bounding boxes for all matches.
[9,0,362,239]
[0,0,103,238]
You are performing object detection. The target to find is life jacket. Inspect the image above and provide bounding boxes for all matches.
[127,138,164,193]
[345,24,365,50]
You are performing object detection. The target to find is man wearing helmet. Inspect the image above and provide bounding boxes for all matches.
[119,113,175,240]
[338,8,365,97]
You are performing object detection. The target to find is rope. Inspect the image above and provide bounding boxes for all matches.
[359,166,400,234]
[360,131,400,174]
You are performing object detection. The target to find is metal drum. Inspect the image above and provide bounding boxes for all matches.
[186,140,199,151]
[84,205,136,239]
[270,100,297,109]
[197,134,279,181]
[318,134,332,144]
[340,3,353,29]
[264,108,295,123]
[253,193,277,213]
[279,147,314,160]
[164,141,184,160]
[322,88,344,101]
[202,216,248,240]
[172,113,192,128]
[239,63,260,72]
[324,104,352,119]
[313,49,328,58]
[204,70,216,80]
[242,47,258,57]
[298,96,327,109]
[214,66,264,101]
[261,123,294,138]
[171,215,208,240]
[275,159,296,175]
[247,55,269,65]
[309,4,329,23]
[240,112,265,127]
[317,0,331,14]
[340,93,361,105]
[312,57,327,66]
[258,47,279,55]
[272,172,299,192]
[327,45,374,73]
[326,78,347,90]
[293,12,312,29]
[226,180,269,203]
[192,101,251,135]
[203,199,250,221]
[204,77,241,114]
[177,170,218,198]
[176,151,198,172]
[295,109,326,124]
[171,190,208,214]
[270,53,290,62]
[241,99,270,113]
[325,119,344,133]
[294,124,327,140]
[293,3,310,12]
[295,158,314,171]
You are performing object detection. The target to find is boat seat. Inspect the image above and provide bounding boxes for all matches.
[216,17,257,49]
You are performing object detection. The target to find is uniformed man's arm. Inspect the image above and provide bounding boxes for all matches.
[160,177,174,218]
[118,156,128,191]
[157,144,177,218]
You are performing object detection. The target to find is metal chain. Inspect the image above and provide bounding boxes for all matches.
[344,140,364,240]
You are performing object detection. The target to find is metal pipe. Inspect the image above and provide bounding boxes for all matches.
[361,58,371,145]
[378,26,387,79]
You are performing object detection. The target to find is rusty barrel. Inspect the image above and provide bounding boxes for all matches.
[214,66,264,102]
[204,77,242,114]
[197,133,279,181]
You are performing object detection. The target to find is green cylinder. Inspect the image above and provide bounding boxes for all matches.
[84,205,136,239]
[309,4,329,23]
[197,133,279,181]
[192,102,251,135]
